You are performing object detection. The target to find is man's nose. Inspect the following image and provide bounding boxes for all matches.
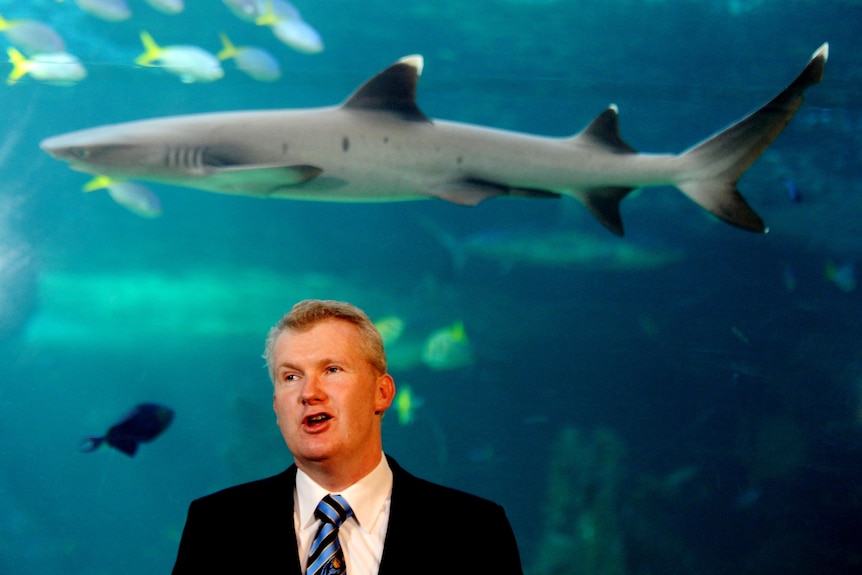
[301,374,325,403]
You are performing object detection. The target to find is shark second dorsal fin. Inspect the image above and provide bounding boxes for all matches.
[342,55,431,122]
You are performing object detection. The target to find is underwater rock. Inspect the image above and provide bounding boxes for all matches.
[529,426,627,575]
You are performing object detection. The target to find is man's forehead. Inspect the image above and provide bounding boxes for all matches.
[280,318,358,341]
[274,321,359,359]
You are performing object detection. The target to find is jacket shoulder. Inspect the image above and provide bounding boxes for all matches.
[390,458,501,513]
[190,467,295,516]
[384,458,523,574]
[172,467,300,574]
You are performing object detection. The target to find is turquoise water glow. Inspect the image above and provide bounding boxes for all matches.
[0,1,859,573]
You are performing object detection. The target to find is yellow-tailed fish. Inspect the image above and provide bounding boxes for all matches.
[374,315,405,347]
[421,321,474,371]
[271,19,323,54]
[143,0,184,14]
[84,176,163,218]
[7,47,86,86]
[0,14,66,55]
[135,31,223,84]
[255,0,323,54]
[74,0,132,22]
[253,0,301,25]
[223,0,265,22]
[217,33,281,82]
[394,384,423,426]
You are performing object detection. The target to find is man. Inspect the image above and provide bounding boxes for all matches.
[172,299,523,574]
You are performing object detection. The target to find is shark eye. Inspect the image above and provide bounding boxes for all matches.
[72,148,91,159]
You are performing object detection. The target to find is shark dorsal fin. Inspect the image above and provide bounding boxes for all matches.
[574,105,637,154]
[342,55,431,122]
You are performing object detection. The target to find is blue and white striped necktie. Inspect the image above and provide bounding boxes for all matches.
[307,494,353,575]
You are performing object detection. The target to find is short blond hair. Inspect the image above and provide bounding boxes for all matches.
[263,299,387,380]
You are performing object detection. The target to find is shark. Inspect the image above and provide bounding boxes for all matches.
[40,44,828,236]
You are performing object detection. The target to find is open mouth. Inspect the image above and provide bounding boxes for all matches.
[305,413,332,426]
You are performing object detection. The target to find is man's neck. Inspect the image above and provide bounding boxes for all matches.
[298,451,384,492]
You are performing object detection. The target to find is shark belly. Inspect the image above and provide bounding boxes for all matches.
[261,113,680,202]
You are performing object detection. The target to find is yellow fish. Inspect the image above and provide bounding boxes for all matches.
[83,176,163,218]
[374,315,405,347]
[217,33,281,82]
[135,31,223,84]
[73,0,131,22]
[0,14,66,54]
[6,47,86,86]
[421,321,474,371]
[254,0,324,54]
[394,384,422,426]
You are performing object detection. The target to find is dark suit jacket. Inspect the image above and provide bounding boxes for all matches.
[172,456,523,574]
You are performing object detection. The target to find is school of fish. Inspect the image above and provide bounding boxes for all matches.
[1,1,322,216]
[1,0,321,87]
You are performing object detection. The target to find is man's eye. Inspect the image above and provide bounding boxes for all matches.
[326,366,341,374]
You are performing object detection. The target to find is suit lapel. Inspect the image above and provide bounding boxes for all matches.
[277,466,304,575]
[377,457,414,575]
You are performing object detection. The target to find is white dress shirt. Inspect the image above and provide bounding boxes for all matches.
[295,454,393,575]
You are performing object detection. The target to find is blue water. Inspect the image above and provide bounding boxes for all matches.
[0,1,860,573]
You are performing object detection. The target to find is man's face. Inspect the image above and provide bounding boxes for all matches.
[271,319,394,475]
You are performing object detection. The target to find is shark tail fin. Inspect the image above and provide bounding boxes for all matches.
[674,43,828,233]
[135,31,162,66]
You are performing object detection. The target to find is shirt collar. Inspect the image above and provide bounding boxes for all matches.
[296,454,393,533]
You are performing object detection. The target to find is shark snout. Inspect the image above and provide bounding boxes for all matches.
[39,135,75,160]
[39,137,59,157]
[39,134,107,176]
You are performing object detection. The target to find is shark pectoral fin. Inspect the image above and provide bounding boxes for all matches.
[209,164,322,195]
[573,186,635,237]
[430,180,506,205]
[430,179,561,206]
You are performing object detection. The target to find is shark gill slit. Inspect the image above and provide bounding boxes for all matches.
[170,146,179,168]
[192,147,203,170]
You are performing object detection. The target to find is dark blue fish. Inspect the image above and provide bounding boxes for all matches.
[80,403,174,457]
[780,177,802,202]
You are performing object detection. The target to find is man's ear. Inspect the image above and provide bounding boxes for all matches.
[374,373,395,414]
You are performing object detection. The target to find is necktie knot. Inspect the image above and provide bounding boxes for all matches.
[315,493,352,527]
